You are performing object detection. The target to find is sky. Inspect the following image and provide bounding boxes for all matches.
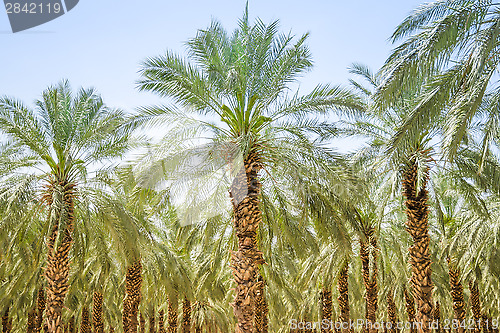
[0,0,425,145]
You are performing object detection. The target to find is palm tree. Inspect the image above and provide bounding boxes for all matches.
[376,0,500,162]
[0,80,130,333]
[133,7,362,332]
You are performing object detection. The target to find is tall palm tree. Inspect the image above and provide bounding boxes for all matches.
[134,7,362,332]
[0,81,130,333]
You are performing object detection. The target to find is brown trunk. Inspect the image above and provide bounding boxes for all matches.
[337,262,351,333]
[2,307,11,333]
[262,295,268,333]
[431,302,441,333]
[469,282,481,333]
[167,299,177,333]
[229,152,265,333]
[45,181,75,333]
[123,261,142,333]
[448,263,465,333]
[140,314,145,333]
[321,288,333,333]
[182,298,191,333]
[254,278,267,333]
[158,310,166,333]
[68,317,74,333]
[361,227,379,333]
[481,315,494,333]
[93,292,104,333]
[148,311,156,333]
[386,291,399,333]
[81,307,90,333]
[404,288,417,333]
[36,288,46,333]
[402,160,433,333]
[28,309,36,333]
[334,319,341,333]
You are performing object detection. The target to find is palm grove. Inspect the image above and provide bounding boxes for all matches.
[1,2,500,333]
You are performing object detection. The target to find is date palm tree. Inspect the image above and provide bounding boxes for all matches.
[376,0,500,163]
[133,7,362,332]
[0,80,130,333]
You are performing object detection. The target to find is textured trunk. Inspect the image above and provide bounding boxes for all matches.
[386,291,399,333]
[229,152,265,333]
[123,261,142,333]
[140,314,145,333]
[149,311,156,333]
[469,282,481,333]
[182,298,191,333]
[158,310,166,333]
[93,292,104,333]
[321,288,333,333]
[404,288,417,333]
[448,264,465,333]
[481,315,493,333]
[334,319,341,333]
[36,288,46,333]
[338,262,351,333]
[45,181,75,333]
[28,309,36,333]
[431,302,441,333]
[361,227,379,333]
[81,307,90,333]
[254,278,267,333]
[167,298,177,333]
[2,307,11,333]
[402,161,433,333]
[68,317,74,333]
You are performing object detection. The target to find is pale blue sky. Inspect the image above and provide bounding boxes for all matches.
[0,1,424,132]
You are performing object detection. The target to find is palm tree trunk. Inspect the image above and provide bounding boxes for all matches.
[68,317,74,333]
[337,262,351,333]
[448,264,465,333]
[262,296,268,333]
[36,288,46,333]
[45,181,75,333]
[93,292,104,333]
[158,310,166,333]
[404,288,417,333]
[229,152,265,333]
[361,228,379,333]
[386,291,399,333]
[402,160,433,333]
[123,261,142,333]
[2,307,11,333]
[254,280,264,333]
[469,282,481,333]
[431,302,441,333]
[182,298,191,333]
[481,315,493,333]
[28,309,36,333]
[321,288,333,333]
[81,307,90,333]
[167,298,177,333]
[149,311,156,333]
